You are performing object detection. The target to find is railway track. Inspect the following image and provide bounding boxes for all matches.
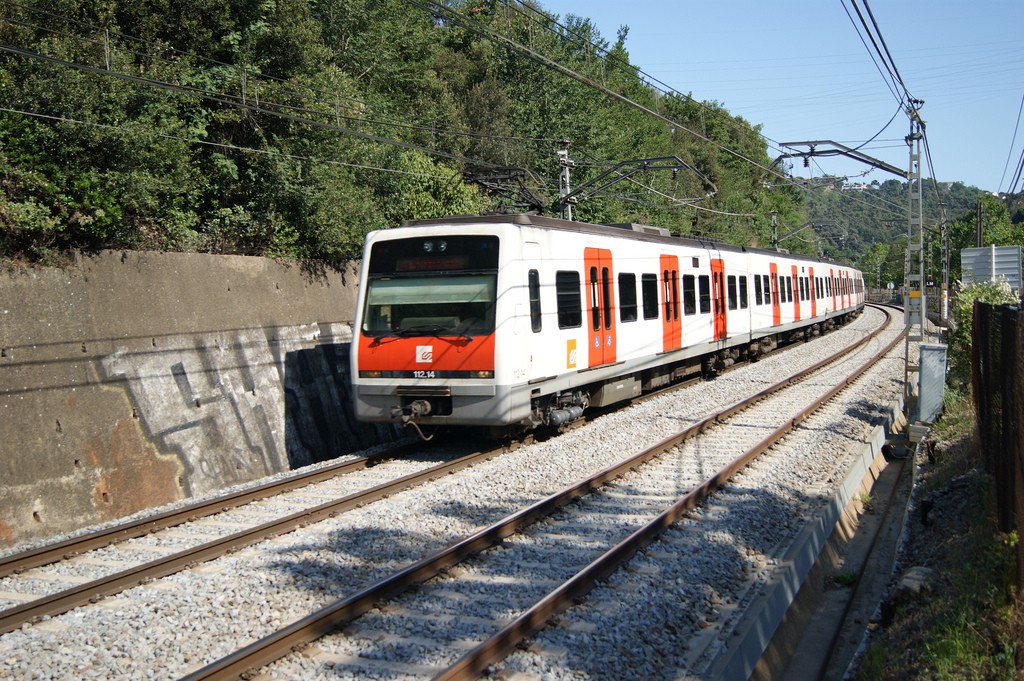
[0,444,509,634]
[0,445,415,579]
[0,306,902,679]
[181,306,904,680]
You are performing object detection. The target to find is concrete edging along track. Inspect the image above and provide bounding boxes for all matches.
[700,394,910,680]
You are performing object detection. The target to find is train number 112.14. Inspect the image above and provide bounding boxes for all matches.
[412,370,436,378]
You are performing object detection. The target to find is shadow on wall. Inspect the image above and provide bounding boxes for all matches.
[284,339,402,469]
[101,322,401,500]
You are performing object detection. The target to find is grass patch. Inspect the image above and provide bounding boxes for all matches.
[854,390,1020,680]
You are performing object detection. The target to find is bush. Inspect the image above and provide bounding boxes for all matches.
[947,279,1020,384]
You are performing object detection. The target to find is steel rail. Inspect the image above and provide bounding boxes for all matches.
[182,306,896,681]
[0,444,503,635]
[436,309,904,679]
[0,442,421,579]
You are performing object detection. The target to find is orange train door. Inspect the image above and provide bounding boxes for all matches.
[585,247,617,367]
[660,255,681,352]
[829,268,837,310]
[809,266,817,317]
[770,262,781,325]
[711,257,727,340]
[791,265,801,322]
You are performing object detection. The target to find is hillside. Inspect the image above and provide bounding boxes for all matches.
[0,0,1013,271]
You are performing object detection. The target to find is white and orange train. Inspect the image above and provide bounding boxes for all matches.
[351,214,864,437]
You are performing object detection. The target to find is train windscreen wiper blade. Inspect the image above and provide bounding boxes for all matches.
[395,325,473,342]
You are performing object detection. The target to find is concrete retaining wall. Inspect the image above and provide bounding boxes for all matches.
[0,250,397,549]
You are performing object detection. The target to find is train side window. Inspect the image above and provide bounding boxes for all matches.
[641,273,659,319]
[528,269,542,333]
[739,275,748,309]
[698,275,711,314]
[754,274,763,306]
[556,270,582,329]
[727,275,738,310]
[662,270,672,320]
[602,267,613,329]
[671,270,680,320]
[589,266,600,331]
[683,274,696,315]
[763,275,771,304]
[619,272,637,323]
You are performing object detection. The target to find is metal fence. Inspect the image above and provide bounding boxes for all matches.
[972,301,1024,583]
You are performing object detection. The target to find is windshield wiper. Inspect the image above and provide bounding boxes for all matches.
[395,325,473,342]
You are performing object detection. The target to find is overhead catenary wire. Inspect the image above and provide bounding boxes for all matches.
[1,0,945,231]
[860,0,914,102]
[0,105,466,181]
[999,90,1024,193]
[0,41,512,173]
[477,0,937,231]
[494,0,792,152]
[840,0,906,107]
[0,0,564,147]
[406,0,787,184]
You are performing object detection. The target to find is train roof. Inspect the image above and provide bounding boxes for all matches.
[397,213,852,268]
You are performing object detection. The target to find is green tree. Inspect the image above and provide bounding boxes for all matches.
[946,194,1024,283]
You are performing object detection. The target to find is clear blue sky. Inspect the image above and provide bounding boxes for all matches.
[540,1,1024,193]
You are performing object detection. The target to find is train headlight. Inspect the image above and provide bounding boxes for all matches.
[474,370,494,379]
[360,370,383,378]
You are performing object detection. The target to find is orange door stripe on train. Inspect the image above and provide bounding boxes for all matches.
[830,268,837,310]
[711,258,726,341]
[660,254,682,352]
[770,262,780,326]
[585,247,617,367]
[809,266,817,317]
[791,265,800,322]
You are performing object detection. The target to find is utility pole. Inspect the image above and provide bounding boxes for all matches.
[904,101,926,400]
[975,200,984,247]
[558,143,574,221]
[940,206,949,325]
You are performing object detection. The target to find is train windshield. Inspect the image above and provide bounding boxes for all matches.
[361,234,499,338]
[361,275,496,338]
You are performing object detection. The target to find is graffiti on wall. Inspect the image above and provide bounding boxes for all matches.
[100,323,343,497]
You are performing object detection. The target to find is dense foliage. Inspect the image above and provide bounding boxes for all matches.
[947,279,1020,384]
[0,0,1013,269]
[800,178,999,288]
[0,0,800,264]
